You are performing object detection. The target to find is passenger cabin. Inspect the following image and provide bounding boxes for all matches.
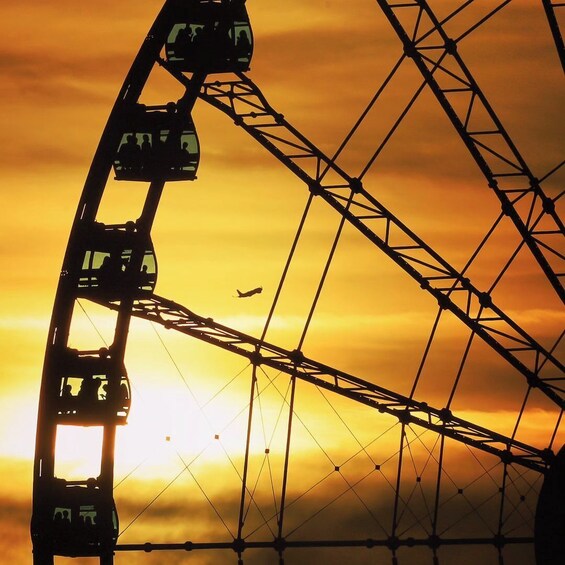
[31,478,118,557]
[165,0,253,73]
[54,351,130,426]
[76,222,157,299]
[113,103,199,181]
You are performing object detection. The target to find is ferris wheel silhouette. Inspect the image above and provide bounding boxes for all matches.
[31,1,564,564]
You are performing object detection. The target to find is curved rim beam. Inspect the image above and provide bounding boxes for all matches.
[32,4,196,563]
[97,293,551,473]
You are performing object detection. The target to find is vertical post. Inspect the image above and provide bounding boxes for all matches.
[541,0,565,73]
[92,68,208,565]
[236,363,258,559]
[276,373,297,564]
[390,423,406,565]
[431,433,446,565]
[99,424,117,565]
[496,462,509,565]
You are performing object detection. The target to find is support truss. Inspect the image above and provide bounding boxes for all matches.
[161,66,564,408]
[375,0,565,301]
[99,293,551,473]
[34,3,562,563]
[542,0,565,73]
[115,535,535,554]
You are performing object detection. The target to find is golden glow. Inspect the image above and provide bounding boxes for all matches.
[0,0,562,562]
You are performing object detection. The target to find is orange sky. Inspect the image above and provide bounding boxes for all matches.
[0,1,563,564]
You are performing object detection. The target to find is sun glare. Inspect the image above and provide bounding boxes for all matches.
[54,426,104,480]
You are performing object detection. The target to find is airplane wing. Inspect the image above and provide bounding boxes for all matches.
[236,286,263,298]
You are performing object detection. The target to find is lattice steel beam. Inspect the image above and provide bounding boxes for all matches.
[160,67,564,408]
[375,0,565,301]
[98,293,552,473]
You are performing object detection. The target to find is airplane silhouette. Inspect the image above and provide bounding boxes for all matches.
[236,286,263,298]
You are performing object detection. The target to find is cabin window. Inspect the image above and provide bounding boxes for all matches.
[33,483,120,555]
[57,373,131,424]
[164,1,253,73]
[78,248,156,294]
[113,106,199,182]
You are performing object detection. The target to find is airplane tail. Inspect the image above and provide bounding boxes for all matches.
[236,289,243,297]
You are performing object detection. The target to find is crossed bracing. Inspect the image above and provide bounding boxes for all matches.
[95,293,552,474]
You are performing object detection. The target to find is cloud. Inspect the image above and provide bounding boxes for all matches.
[1,4,560,564]
[109,442,539,564]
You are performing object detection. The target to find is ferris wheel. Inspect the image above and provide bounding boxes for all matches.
[31,1,564,564]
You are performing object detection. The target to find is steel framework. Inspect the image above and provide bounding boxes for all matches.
[32,1,563,564]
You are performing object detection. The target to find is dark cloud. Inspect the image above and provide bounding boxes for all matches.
[110,446,539,564]
[0,434,544,564]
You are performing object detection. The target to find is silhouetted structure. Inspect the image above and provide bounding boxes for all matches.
[54,350,131,425]
[32,1,563,565]
[535,446,565,564]
[165,0,253,73]
[31,478,119,558]
[113,103,199,182]
[76,221,157,299]
[32,4,249,558]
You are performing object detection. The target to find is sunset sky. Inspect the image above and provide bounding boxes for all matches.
[1,1,563,564]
